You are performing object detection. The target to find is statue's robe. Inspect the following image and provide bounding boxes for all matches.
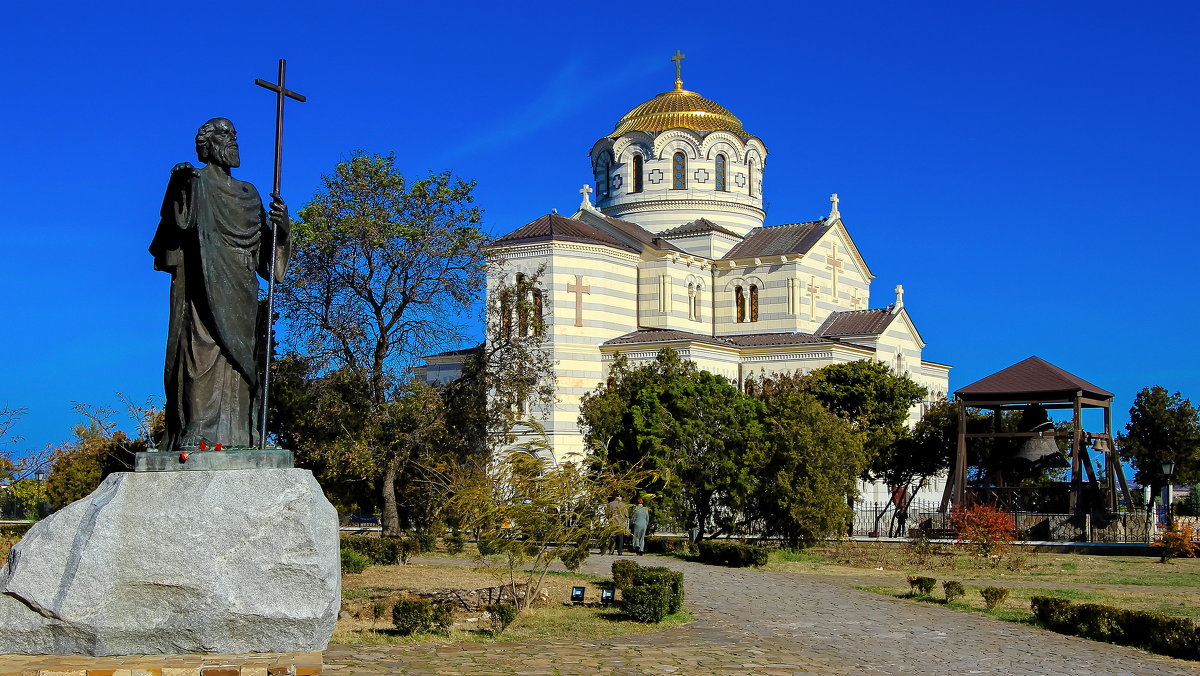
[149,164,290,451]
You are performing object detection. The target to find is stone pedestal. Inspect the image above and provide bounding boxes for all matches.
[0,469,340,656]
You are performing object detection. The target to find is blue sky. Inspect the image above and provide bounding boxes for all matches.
[1,1,1197,455]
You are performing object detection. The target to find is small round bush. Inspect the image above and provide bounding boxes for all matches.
[340,548,370,574]
[445,535,465,556]
[392,598,433,635]
[914,576,937,596]
[980,587,1009,610]
[943,580,965,602]
[559,545,590,573]
[622,583,671,623]
[430,600,454,631]
[486,603,518,635]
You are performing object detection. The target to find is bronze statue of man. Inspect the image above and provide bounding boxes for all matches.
[149,118,291,451]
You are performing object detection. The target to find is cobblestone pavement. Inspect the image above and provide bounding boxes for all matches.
[323,555,1200,675]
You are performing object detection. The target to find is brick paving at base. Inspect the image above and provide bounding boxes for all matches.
[323,555,1200,675]
[0,650,321,676]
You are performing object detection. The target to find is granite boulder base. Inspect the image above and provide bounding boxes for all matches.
[0,468,340,656]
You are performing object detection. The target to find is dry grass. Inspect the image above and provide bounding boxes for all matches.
[335,562,691,645]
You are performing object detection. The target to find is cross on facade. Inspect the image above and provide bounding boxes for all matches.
[826,244,844,297]
[579,184,593,209]
[568,274,591,327]
[850,288,862,309]
[672,50,686,89]
[807,276,820,318]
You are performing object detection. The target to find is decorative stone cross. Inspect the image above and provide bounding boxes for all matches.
[850,288,862,309]
[568,274,591,326]
[826,244,844,296]
[828,193,840,221]
[579,184,593,209]
[672,50,686,89]
[806,276,820,318]
[894,284,905,309]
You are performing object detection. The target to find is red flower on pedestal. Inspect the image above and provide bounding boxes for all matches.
[199,442,208,451]
[214,443,224,451]
[180,451,189,462]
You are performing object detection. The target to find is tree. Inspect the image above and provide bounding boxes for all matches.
[801,360,927,479]
[44,401,161,510]
[275,152,489,535]
[1118,386,1200,511]
[745,373,866,547]
[579,349,763,538]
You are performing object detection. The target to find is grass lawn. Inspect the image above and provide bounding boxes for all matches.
[765,542,1200,623]
[335,562,691,645]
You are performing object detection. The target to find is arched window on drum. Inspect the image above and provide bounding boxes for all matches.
[672,152,686,190]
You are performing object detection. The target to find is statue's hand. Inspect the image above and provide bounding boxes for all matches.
[269,193,290,233]
[171,161,196,176]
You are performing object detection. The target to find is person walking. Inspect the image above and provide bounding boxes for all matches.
[630,497,649,555]
[605,495,629,555]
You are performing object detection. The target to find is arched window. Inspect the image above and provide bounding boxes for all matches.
[632,154,644,193]
[715,154,727,191]
[735,286,745,323]
[693,285,702,321]
[599,159,611,199]
[749,285,759,322]
[687,283,695,320]
[515,273,529,336]
[747,159,755,197]
[532,289,545,337]
[672,152,686,189]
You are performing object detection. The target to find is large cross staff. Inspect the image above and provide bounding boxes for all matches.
[254,59,306,449]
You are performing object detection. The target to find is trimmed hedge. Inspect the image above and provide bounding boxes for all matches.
[612,559,639,590]
[912,576,936,596]
[1032,596,1200,659]
[697,540,768,568]
[943,580,965,602]
[340,535,419,565]
[643,535,696,556]
[340,548,370,574]
[622,581,671,623]
[633,566,684,614]
[0,524,32,538]
[980,587,1009,610]
[414,533,437,554]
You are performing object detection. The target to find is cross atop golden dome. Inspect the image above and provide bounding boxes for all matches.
[610,52,748,137]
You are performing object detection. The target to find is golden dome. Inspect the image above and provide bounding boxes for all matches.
[611,85,747,137]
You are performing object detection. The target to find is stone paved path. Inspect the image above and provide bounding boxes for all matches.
[323,555,1200,675]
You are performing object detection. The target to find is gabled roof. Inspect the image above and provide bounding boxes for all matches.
[602,328,733,347]
[816,308,896,337]
[955,356,1113,403]
[573,209,684,253]
[725,332,833,347]
[723,220,828,259]
[493,213,638,253]
[659,218,742,240]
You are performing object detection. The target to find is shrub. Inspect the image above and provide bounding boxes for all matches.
[445,534,465,556]
[633,566,684,614]
[341,536,402,565]
[430,600,454,632]
[697,540,768,568]
[414,533,437,554]
[1155,521,1200,563]
[612,559,639,590]
[559,545,590,573]
[477,538,500,556]
[0,524,31,538]
[340,548,370,574]
[912,576,936,596]
[394,538,420,565]
[1031,596,1075,632]
[643,535,696,556]
[486,603,518,635]
[392,599,433,635]
[943,580,964,602]
[951,503,1017,562]
[622,582,671,623]
[980,587,1009,610]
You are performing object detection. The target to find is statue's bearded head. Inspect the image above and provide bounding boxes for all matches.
[195,118,241,169]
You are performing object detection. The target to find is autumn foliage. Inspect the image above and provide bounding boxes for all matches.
[951,503,1018,562]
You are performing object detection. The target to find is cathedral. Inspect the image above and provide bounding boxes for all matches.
[421,56,950,502]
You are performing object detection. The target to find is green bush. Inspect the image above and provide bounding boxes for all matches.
[943,580,964,602]
[477,538,500,556]
[612,559,639,590]
[559,545,590,573]
[622,582,671,623]
[633,566,684,614]
[1031,596,1200,659]
[430,600,454,631]
[643,535,696,556]
[392,599,433,635]
[341,536,402,565]
[980,587,1009,610]
[0,524,31,538]
[913,576,936,596]
[486,603,518,635]
[414,533,437,554]
[697,540,768,568]
[340,548,370,574]
[445,535,465,556]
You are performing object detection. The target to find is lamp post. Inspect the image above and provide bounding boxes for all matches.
[1162,458,1176,523]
